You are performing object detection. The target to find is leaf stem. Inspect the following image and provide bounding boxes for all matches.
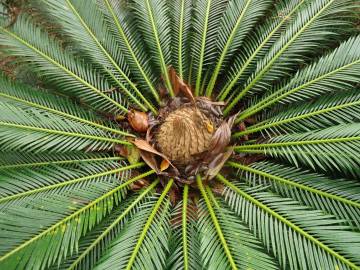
[0,156,123,170]
[0,92,134,137]
[206,0,252,97]
[217,0,306,101]
[182,184,189,270]
[64,0,157,114]
[102,0,160,105]
[195,0,212,96]
[236,59,360,123]
[234,136,360,150]
[0,121,130,145]
[223,0,334,115]
[144,0,174,97]
[233,99,360,137]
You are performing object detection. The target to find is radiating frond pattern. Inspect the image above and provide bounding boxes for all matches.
[0,0,359,269]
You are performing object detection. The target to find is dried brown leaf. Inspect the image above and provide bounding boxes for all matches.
[208,121,231,157]
[133,139,178,174]
[168,66,195,102]
[206,148,233,180]
[139,150,160,173]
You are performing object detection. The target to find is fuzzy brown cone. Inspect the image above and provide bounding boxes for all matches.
[156,106,214,165]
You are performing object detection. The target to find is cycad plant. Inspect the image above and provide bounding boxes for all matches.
[0,0,360,269]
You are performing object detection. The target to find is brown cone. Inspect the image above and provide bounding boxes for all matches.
[156,106,214,165]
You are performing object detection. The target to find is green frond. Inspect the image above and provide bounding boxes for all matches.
[97,0,160,103]
[197,175,237,269]
[165,185,202,270]
[205,186,279,270]
[234,89,360,137]
[235,124,360,176]
[191,0,228,95]
[238,34,360,122]
[63,181,159,270]
[94,180,173,270]
[0,163,146,205]
[32,0,156,114]
[0,169,153,269]
[205,0,272,96]
[0,15,128,114]
[125,179,173,270]
[169,0,192,80]
[0,101,129,153]
[218,0,306,101]
[0,74,133,137]
[92,198,157,270]
[224,0,357,115]
[219,174,360,270]
[0,159,129,200]
[228,161,360,227]
[0,152,114,168]
[131,0,174,96]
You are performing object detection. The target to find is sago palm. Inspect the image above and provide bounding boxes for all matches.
[0,0,360,269]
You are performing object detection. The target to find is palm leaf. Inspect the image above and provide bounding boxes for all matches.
[218,0,307,101]
[235,124,360,176]
[94,180,173,270]
[238,34,360,122]
[32,0,157,114]
[219,175,360,270]
[0,102,129,153]
[0,74,132,137]
[56,182,159,270]
[169,0,192,80]
[205,0,272,96]
[131,0,174,96]
[234,89,360,137]
[165,185,203,270]
[228,161,360,227]
[0,15,128,114]
[0,169,153,269]
[191,0,228,95]
[97,0,160,103]
[224,0,357,115]
[0,152,115,168]
[198,184,279,269]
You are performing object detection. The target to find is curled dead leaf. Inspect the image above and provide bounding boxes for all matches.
[133,139,179,175]
[205,148,233,180]
[208,121,231,157]
[128,110,149,133]
[168,66,195,103]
